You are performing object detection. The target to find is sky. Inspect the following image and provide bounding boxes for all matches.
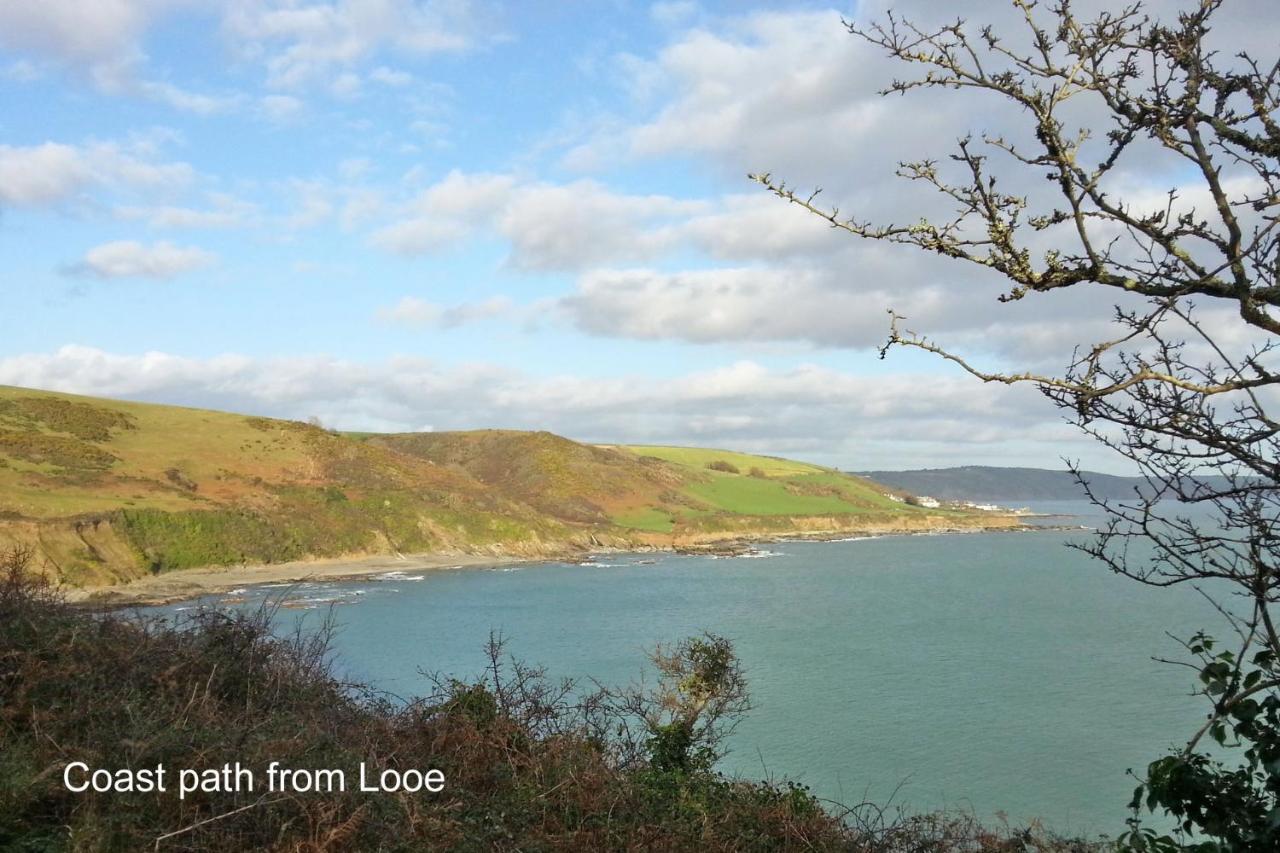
[1,0,1274,473]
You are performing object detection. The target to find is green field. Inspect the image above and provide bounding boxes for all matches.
[611,506,677,532]
[616,445,913,518]
[683,472,874,516]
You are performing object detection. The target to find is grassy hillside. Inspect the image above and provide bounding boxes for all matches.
[376,435,945,535]
[370,431,690,526]
[0,385,1008,588]
[620,445,826,477]
[616,446,923,527]
[0,386,570,586]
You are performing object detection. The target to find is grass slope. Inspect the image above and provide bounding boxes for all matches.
[620,445,826,477]
[0,385,997,588]
[377,435,935,533]
[0,386,566,585]
[369,430,687,525]
[618,446,926,520]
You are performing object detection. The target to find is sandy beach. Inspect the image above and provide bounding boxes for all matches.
[61,513,1043,608]
[66,551,533,607]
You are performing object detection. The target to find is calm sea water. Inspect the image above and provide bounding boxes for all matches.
[160,501,1227,837]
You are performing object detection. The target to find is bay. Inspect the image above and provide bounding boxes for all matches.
[161,501,1224,838]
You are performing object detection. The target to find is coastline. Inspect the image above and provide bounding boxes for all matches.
[65,551,535,608]
[65,515,1055,608]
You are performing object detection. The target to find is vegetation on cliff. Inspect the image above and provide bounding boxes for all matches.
[0,385,1004,588]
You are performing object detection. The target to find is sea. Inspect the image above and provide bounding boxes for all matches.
[154,500,1230,838]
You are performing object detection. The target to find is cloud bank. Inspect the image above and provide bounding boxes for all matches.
[0,345,1100,470]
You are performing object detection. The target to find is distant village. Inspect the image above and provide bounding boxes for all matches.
[886,493,1030,514]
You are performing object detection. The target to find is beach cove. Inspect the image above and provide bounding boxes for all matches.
[145,503,1215,836]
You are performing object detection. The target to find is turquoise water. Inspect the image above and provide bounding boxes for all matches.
[164,502,1224,838]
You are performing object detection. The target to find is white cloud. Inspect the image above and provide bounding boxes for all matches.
[557,261,1155,371]
[525,3,1278,371]
[587,2,1280,192]
[376,295,513,328]
[412,169,515,220]
[278,179,336,230]
[0,0,160,67]
[0,139,194,207]
[680,193,848,260]
[561,266,942,348]
[561,9,922,197]
[0,346,1102,470]
[223,0,494,90]
[67,240,216,279]
[371,170,704,268]
[132,78,241,115]
[0,143,91,206]
[330,70,362,97]
[0,1,241,114]
[650,2,698,27]
[371,171,848,269]
[364,166,1133,362]
[369,64,411,86]
[93,142,195,191]
[371,216,469,253]
[115,192,258,229]
[497,181,703,271]
[369,169,514,253]
[259,93,306,121]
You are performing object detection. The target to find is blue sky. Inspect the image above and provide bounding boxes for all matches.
[3,0,1263,472]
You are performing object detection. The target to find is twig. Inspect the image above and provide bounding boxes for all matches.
[153,794,282,851]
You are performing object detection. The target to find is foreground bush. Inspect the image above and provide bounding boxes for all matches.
[0,548,1097,851]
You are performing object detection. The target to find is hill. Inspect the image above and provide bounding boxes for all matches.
[0,385,1018,591]
[618,445,911,526]
[369,431,688,526]
[855,466,1146,501]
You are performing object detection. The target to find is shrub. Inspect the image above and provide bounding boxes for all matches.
[0,430,118,470]
[2,396,136,441]
[706,460,740,474]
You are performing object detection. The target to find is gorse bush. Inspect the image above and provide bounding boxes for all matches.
[0,547,1100,851]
